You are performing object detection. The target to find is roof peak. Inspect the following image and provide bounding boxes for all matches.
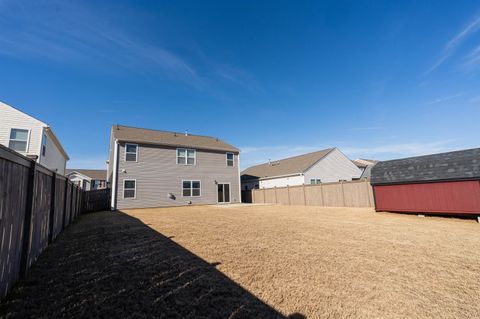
[112,124,220,141]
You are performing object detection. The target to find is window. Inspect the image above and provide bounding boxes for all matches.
[9,128,29,152]
[182,180,200,197]
[41,134,47,157]
[123,180,136,198]
[226,152,234,167]
[310,179,321,185]
[125,144,138,161]
[177,149,195,165]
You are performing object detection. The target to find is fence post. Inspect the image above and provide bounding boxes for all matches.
[69,183,74,226]
[320,183,324,206]
[274,187,277,204]
[262,188,265,204]
[302,184,306,206]
[365,179,371,207]
[62,179,68,229]
[287,185,291,205]
[341,181,346,207]
[19,161,36,276]
[48,172,56,244]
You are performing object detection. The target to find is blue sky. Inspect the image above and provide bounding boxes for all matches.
[1,0,479,169]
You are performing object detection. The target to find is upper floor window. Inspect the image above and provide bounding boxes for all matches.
[310,179,321,185]
[41,134,47,157]
[177,148,195,165]
[9,128,29,152]
[226,152,234,167]
[125,144,138,162]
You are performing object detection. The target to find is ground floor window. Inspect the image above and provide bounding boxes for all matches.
[183,180,201,197]
[310,179,321,185]
[124,180,136,198]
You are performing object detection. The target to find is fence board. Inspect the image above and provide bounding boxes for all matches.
[52,177,65,239]
[0,157,29,298]
[253,180,374,208]
[0,144,110,299]
[27,171,52,268]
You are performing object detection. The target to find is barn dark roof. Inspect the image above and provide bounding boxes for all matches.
[371,148,480,185]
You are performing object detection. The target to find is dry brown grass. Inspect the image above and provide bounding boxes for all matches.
[124,204,480,319]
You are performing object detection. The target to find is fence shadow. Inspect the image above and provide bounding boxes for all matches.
[0,211,302,318]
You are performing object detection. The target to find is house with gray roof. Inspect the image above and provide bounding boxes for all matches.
[241,148,362,190]
[107,125,240,209]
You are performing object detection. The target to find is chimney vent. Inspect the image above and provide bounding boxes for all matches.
[185,129,189,136]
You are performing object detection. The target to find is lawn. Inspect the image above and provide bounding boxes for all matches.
[1,205,479,318]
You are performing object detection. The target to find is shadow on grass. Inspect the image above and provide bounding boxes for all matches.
[0,211,304,318]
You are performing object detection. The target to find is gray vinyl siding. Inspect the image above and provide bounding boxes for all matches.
[115,142,240,209]
[304,148,362,183]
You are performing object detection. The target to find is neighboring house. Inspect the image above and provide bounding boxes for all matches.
[371,148,480,216]
[0,101,69,175]
[66,169,107,190]
[352,159,378,180]
[107,125,241,209]
[241,148,362,190]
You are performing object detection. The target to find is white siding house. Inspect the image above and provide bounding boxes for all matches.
[0,101,69,175]
[241,148,362,189]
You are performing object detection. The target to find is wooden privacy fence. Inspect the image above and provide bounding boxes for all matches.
[252,179,374,208]
[0,145,110,299]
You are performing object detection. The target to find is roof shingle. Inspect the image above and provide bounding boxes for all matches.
[111,125,239,153]
[66,169,107,180]
[370,148,480,185]
[241,148,335,179]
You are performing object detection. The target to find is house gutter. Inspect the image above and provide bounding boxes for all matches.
[237,154,241,202]
[111,139,119,211]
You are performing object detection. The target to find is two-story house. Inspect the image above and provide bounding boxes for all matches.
[107,125,241,210]
[0,101,69,175]
[241,148,362,190]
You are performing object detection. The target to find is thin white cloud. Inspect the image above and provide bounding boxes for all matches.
[425,93,463,105]
[425,14,480,75]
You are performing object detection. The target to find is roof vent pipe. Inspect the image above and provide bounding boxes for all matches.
[268,159,271,165]
[185,129,188,136]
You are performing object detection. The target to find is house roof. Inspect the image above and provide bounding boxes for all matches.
[370,148,480,185]
[111,125,239,153]
[241,148,335,180]
[66,169,107,180]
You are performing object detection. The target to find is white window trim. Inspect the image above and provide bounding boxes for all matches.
[226,152,234,167]
[217,182,232,203]
[41,133,47,157]
[181,179,201,197]
[123,179,137,199]
[124,143,138,162]
[310,178,321,185]
[177,148,196,166]
[9,128,30,153]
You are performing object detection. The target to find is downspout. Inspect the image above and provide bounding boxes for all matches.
[237,153,241,203]
[111,139,119,211]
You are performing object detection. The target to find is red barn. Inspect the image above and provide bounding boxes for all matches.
[371,148,480,216]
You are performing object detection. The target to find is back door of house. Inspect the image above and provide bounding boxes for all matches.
[217,183,230,203]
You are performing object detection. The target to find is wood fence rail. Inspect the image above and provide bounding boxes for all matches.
[252,179,374,208]
[0,144,110,299]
